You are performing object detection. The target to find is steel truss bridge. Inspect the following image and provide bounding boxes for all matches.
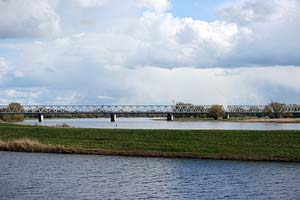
[1,104,300,114]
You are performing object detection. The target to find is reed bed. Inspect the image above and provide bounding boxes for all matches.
[0,138,68,153]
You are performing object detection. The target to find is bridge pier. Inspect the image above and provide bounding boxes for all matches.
[167,113,174,121]
[38,114,44,123]
[111,114,117,122]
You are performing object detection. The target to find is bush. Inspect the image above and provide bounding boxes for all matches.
[208,105,225,120]
[264,102,285,118]
[0,102,24,122]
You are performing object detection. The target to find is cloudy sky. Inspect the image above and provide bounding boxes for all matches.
[0,0,299,105]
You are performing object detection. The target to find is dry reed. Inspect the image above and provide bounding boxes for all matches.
[0,138,68,153]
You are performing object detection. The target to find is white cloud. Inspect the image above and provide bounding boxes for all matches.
[0,0,60,38]
[17,12,239,69]
[33,0,300,67]
[2,0,300,66]
[0,88,43,104]
[74,0,170,12]
[135,0,170,12]
[74,0,110,8]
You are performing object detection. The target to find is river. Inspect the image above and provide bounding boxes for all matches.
[20,118,300,130]
[0,151,299,199]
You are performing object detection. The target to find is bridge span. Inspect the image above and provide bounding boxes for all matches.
[1,104,300,122]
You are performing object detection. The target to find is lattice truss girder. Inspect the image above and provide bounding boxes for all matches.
[227,105,300,113]
[0,104,300,114]
[0,105,174,114]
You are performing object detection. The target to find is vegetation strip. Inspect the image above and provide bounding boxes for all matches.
[0,123,300,162]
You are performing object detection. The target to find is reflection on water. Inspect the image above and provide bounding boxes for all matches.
[20,117,300,130]
[1,151,300,200]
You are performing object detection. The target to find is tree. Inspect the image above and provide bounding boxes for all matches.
[0,102,25,122]
[208,105,225,120]
[264,102,285,118]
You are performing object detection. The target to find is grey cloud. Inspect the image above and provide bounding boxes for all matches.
[3,55,300,104]
[216,0,300,67]
[216,0,281,25]
[0,0,60,38]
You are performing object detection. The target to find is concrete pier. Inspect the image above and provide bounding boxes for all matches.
[38,114,44,123]
[167,113,174,121]
[111,114,117,122]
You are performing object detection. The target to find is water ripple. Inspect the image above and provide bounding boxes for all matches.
[1,152,300,200]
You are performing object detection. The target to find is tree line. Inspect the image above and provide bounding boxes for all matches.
[175,102,299,120]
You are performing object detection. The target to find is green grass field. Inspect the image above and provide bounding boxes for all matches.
[1,123,300,162]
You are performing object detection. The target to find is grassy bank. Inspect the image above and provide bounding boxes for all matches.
[0,123,300,162]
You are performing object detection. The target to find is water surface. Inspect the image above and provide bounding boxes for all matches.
[20,118,300,130]
[1,151,299,199]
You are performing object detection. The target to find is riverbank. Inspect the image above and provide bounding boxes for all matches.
[0,123,300,162]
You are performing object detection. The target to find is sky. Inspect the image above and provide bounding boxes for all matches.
[0,0,300,105]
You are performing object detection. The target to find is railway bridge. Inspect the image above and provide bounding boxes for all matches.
[1,104,300,122]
